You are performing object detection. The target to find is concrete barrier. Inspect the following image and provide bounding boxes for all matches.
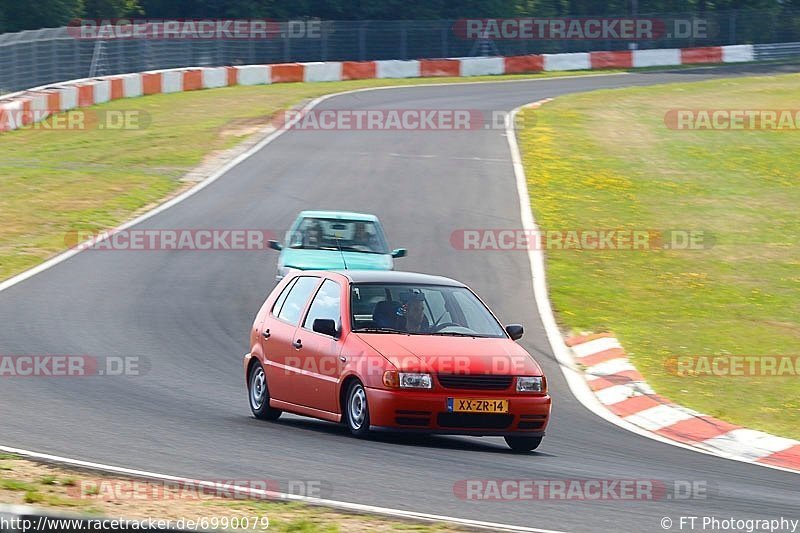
[93,79,111,104]
[160,70,183,93]
[590,51,633,69]
[544,53,591,71]
[504,55,544,74]
[202,67,228,89]
[304,62,343,82]
[236,65,271,86]
[121,73,143,97]
[632,48,681,68]
[376,60,421,79]
[722,44,754,63]
[460,57,505,77]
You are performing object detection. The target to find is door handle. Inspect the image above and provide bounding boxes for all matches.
[262,329,271,339]
[292,339,303,349]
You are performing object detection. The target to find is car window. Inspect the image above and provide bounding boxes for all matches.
[451,290,503,335]
[271,277,297,316]
[286,217,389,254]
[350,283,505,337]
[425,290,450,324]
[277,277,319,326]
[303,279,342,332]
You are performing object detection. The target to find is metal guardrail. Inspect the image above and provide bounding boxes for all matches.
[754,41,800,60]
[1,10,800,95]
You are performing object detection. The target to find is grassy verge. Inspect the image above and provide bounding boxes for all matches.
[0,454,459,532]
[0,69,626,282]
[518,73,800,438]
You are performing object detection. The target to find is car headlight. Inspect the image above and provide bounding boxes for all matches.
[516,376,544,392]
[399,372,432,389]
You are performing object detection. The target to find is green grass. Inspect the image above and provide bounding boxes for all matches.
[518,73,800,439]
[0,478,38,491]
[0,69,625,282]
[23,490,45,504]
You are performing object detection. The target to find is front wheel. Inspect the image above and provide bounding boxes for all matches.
[504,435,542,452]
[344,381,371,437]
[248,362,282,421]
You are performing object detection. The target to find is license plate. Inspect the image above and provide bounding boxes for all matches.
[447,398,509,413]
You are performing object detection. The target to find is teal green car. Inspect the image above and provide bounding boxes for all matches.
[268,211,407,281]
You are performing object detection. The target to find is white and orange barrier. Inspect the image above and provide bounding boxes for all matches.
[0,44,755,132]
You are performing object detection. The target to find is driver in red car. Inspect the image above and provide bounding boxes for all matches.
[398,290,430,333]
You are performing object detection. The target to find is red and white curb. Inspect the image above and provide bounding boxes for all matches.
[566,333,800,472]
[0,44,755,133]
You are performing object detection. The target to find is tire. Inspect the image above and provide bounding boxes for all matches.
[504,436,543,452]
[344,381,371,437]
[248,362,282,421]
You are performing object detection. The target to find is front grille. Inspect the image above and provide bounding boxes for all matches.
[437,413,513,429]
[437,374,513,390]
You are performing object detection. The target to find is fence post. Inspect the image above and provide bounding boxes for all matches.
[400,21,408,60]
[359,22,366,61]
[321,24,328,61]
[283,26,291,62]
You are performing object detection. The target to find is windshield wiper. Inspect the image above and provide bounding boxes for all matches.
[353,327,422,335]
[426,331,487,337]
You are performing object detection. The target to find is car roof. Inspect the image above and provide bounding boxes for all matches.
[323,270,466,287]
[297,210,379,222]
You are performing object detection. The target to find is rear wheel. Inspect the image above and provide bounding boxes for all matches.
[344,381,371,437]
[504,436,542,452]
[248,362,282,421]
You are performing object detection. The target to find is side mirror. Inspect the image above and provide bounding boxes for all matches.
[268,240,283,251]
[313,318,339,338]
[505,324,524,341]
[391,248,407,258]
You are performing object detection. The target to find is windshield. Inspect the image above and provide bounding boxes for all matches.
[287,217,390,254]
[350,283,507,337]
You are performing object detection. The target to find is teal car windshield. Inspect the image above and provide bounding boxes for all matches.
[287,217,390,255]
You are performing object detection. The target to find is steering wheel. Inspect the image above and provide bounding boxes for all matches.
[430,322,463,332]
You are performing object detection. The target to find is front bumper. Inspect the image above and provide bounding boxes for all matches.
[365,387,551,436]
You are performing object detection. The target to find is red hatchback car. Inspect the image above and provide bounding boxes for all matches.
[244,270,551,451]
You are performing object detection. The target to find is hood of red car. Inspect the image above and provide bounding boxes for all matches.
[353,333,543,376]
